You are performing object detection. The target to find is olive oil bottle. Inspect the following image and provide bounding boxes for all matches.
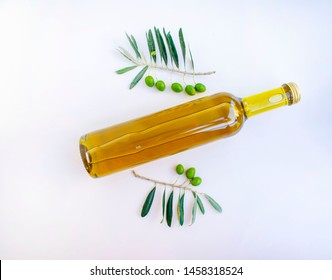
[80,82,300,177]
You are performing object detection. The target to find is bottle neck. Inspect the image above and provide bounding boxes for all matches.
[241,82,301,118]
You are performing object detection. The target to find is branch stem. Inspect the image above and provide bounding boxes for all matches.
[117,47,216,76]
[132,170,203,194]
[136,62,216,76]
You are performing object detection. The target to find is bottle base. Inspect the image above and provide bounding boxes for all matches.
[79,136,97,178]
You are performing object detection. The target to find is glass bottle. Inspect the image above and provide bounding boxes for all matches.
[80,82,300,177]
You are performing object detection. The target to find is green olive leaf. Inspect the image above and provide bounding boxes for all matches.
[117,47,136,64]
[176,191,181,222]
[163,28,173,65]
[192,192,205,215]
[204,194,222,213]
[141,186,156,217]
[188,45,194,71]
[190,194,198,226]
[154,27,168,65]
[166,32,179,68]
[166,190,174,227]
[131,35,139,49]
[196,195,205,215]
[191,191,204,214]
[160,186,166,223]
[179,28,186,66]
[179,193,185,226]
[146,29,156,63]
[115,65,138,74]
[126,33,141,59]
[129,65,149,89]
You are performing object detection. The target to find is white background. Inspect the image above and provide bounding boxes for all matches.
[0,0,331,259]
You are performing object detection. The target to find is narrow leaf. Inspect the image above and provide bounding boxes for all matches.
[167,32,179,68]
[126,33,141,59]
[197,195,205,215]
[129,66,149,89]
[166,190,174,227]
[160,187,166,223]
[190,194,198,226]
[205,194,222,213]
[163,28,172,65]
[117,47,136,64]
[149,30,156,61]
[188,45,194,71]
[163,29,179,68]
[154,27,168,65]
[177,191,181,222]
[179,193,185,226]
[115,65,137,74]
[192,192,205,214]
[141,186,156,217]
[179,28,186,66]
[131,35,139,50]
[146,29,156,63]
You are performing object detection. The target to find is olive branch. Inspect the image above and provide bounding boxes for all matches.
[116,27,216,94]
[133,165,222,227]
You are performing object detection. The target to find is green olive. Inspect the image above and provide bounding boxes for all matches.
[156,80,166,91]
[171,82,183,93]
[185,85,196,96]
[195,83,206,93]
[191,177,202,186]
[186,167,196,179]
[145,75,155,87]
[175,164,184,175]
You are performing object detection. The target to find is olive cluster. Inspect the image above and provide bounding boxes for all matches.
[145,75,206,96]
[175,164,202,186]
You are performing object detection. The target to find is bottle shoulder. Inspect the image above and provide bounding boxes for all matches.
[209,92,245,116]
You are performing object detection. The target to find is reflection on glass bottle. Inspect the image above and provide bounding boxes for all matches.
[80,82,300,177]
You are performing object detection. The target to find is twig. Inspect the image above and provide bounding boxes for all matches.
[132,170,203,194]
[136,62,216,76]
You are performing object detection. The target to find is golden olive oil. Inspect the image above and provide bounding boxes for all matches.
[80,83,300,177]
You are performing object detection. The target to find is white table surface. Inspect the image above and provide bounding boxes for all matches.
[1,0,332,259]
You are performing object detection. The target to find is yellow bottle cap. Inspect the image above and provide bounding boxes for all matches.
[283,82,301,105]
